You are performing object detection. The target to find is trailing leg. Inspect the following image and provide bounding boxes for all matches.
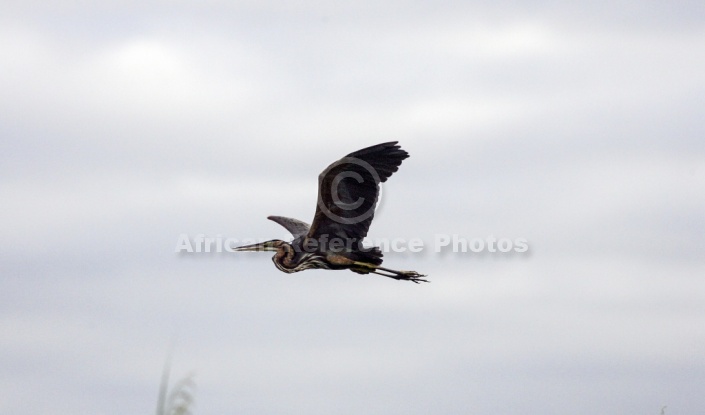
[352,261,429,283]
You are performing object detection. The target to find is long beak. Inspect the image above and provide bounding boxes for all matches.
[233,241,277,252]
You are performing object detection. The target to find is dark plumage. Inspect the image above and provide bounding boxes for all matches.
[235,142,427,283]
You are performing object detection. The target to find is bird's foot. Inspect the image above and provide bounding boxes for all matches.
[363,263,430,284]
[393,270,429,284]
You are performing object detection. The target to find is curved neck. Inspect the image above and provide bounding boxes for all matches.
[272,242,296,272]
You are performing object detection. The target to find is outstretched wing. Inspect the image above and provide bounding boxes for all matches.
[307,141,409,241]
[267,215,311,238]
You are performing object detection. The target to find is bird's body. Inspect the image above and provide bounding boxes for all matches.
[235,142,427,283]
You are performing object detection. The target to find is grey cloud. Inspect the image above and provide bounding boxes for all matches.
[2,1,704,414]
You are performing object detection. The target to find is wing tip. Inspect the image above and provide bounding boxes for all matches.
[347,141,410,159]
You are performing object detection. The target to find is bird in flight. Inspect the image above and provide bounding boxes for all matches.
[235,141,428,283]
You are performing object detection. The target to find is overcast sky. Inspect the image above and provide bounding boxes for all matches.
[2,1,705,414]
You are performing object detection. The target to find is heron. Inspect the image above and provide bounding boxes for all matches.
[234,141,428,283]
